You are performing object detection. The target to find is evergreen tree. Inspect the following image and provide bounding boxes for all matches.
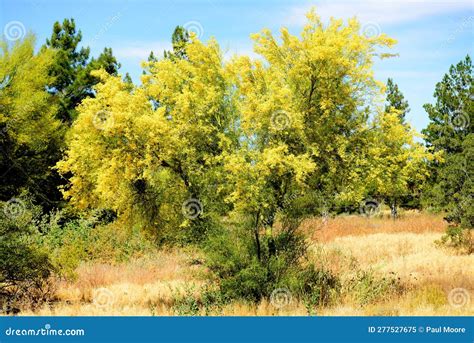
[422,55,473,229]
[164,26,190,60]
[123,72,133,91]
[383,78,418,215]
[148,51,158,62]
[44,18,121,123]
[385,78,410,123]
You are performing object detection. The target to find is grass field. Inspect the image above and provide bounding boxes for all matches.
[20,212,473,316]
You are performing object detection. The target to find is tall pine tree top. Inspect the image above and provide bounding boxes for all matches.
[423,55,473,154]
[164,26,190,60]
[385,78,410,122]
[44,18,121,123]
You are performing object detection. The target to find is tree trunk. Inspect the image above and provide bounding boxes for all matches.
[254,210,261,261]
[391,199,398,219]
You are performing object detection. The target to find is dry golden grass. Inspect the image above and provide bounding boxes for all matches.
[308,232,473,316]
[19,212,473,316]
[302,211,447,243]
[312,233,473,288]
[22,249,206,316]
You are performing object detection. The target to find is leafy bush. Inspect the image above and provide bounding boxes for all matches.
[436,226,473,254]
[204,225,339,307]
[36,209,157,279]
[288,267,340,313]
[0,198,54,312]
[343,270,403,306]
[171,285,227,316]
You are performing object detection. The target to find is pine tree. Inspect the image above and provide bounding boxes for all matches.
[422,55,473,229]
[383,78,415,216]
[164,26,190,60]
[44,18,121,123]
[123,72,133,91]
[385,78,410,123]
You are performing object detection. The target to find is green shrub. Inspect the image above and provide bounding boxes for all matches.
[36,209,157,279]
[343,270,403,306]
[204,225,340,308]
[0,198,54,312]
[436,226,473,254]
[288,267,340,313]
[171,285,227,316]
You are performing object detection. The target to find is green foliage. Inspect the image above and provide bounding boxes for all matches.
[0,197,53,306]
[204,224,339,305]
[343,270,403,306]
[288,267,340,313]
[36,210,156,279]
[44,18,121,123]
[0,35,64,209]
[385,78,410,122]
[436,226,473,254]
[382,78,421,214]
[171,285,227,316]
[362,109,435,217]
[164,26,190,60]
[422,55,473,230]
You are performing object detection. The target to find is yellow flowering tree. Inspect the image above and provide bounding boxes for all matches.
[0,36,59,299]
[58,9,434,245]
[224,9,397,240]
[58,37,239,240]
[365,109,438,217]
[56,10,441,301]
[0,35,63,207]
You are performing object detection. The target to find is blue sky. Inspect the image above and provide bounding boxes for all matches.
[0,0,473,133]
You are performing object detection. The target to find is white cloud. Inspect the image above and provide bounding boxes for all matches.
[284,0,474,26]
[112,40,260,63]
[112,41,172,60]
[220,40,260,61]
